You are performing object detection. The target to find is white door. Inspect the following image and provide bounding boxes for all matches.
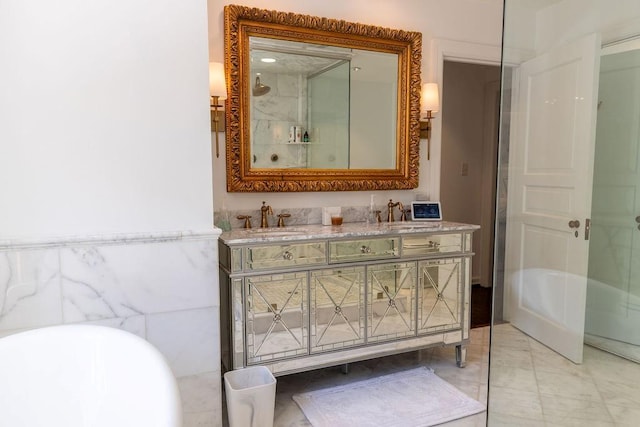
[504,33,601,363]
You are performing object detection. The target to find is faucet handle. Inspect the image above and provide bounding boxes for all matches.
[236,215,252,229]
[277,213,291,228]
[374,210,382,223]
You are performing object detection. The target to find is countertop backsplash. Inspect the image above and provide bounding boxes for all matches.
[214,203,415,231]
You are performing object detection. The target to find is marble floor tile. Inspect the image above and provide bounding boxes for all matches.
[593,377,640,408]
[535,369,602,401]
[488,365,538,392]
[540,394,614,423]
[488,324,640,427]
[489,344,534,369]
[487,412,546,426]
[488,387,543,420]
[606,403,640,425]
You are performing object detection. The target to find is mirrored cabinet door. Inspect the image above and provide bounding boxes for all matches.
[367,262,417,343]
[417,258,463,334]
[310,267,366,353]
[245,271,308,364]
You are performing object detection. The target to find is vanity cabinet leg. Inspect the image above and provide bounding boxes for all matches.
[456,345,467,368]
[339,363,350,375]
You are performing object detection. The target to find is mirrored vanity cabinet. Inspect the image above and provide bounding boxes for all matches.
[218,222,479,376]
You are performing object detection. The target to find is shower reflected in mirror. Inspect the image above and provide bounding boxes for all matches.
[253,75,271,96]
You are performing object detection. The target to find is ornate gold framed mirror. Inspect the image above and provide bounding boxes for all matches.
[223,5,422,192]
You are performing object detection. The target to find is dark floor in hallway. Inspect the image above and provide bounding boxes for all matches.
[470,284,492,328]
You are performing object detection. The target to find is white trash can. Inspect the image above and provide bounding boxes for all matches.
[224,366,276,427]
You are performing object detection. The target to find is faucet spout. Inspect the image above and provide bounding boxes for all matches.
[260,201,273,228]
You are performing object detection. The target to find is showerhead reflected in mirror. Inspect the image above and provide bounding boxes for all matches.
[253,76,270,96]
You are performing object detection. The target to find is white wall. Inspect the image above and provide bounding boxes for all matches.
[208,0,503,212]
[536,0,640,53]
[0,0,213,239]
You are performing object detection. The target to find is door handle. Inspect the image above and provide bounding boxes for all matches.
[635,216,640,224]
[585,218,590,240]
[568,220,580,228]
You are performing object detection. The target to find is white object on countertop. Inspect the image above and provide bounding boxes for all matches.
[322,206,341,225]
[0,324,182,427]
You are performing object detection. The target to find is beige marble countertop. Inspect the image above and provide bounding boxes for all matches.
[219,221,479,245]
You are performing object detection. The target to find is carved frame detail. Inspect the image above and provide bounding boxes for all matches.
[223,4,422,192]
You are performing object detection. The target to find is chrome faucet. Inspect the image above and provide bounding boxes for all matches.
[387,199,399,222]
[260,201,273,228]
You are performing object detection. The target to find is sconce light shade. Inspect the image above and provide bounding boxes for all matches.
[209,62,227,100]
[421,83,440,115]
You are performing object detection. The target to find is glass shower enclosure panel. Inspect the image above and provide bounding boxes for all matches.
[493,1,640,425]
[586,44,640,362]
[307,61,350,168]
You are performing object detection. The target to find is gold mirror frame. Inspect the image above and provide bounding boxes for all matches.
[223,5,422,192]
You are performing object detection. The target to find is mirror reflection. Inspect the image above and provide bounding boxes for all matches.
[250,37,398,169]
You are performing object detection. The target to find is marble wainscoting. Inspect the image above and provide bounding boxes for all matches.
[0,230,223,427]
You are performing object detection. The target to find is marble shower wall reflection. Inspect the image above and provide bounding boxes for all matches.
[251,71,309,168]
[0,231,222,426]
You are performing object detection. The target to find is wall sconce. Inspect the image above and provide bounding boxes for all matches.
[209,62,227,158]
[420,83,440,160]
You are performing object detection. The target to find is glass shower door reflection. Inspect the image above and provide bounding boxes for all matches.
[586,44,640,362]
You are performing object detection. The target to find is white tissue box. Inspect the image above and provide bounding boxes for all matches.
[322,207,341,226]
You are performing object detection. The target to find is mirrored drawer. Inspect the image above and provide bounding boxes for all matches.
[329,237,400,263]
[402,233,464,256]
[244,241,327,271]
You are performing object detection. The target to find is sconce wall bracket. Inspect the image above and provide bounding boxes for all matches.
[419,110,435,160]
[211,109,225,132]
[419,110,434,140]
[211,96,225,158]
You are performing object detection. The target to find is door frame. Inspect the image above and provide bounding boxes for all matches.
[428,39,519,201]
[430,40,502,290]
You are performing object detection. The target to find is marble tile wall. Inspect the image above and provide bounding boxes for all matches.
[0,230,223,427]
[251,71,310,168]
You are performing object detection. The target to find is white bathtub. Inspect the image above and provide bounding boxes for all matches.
[0,325,182,427]
[585,277,640,346]
[511,268,640,347]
